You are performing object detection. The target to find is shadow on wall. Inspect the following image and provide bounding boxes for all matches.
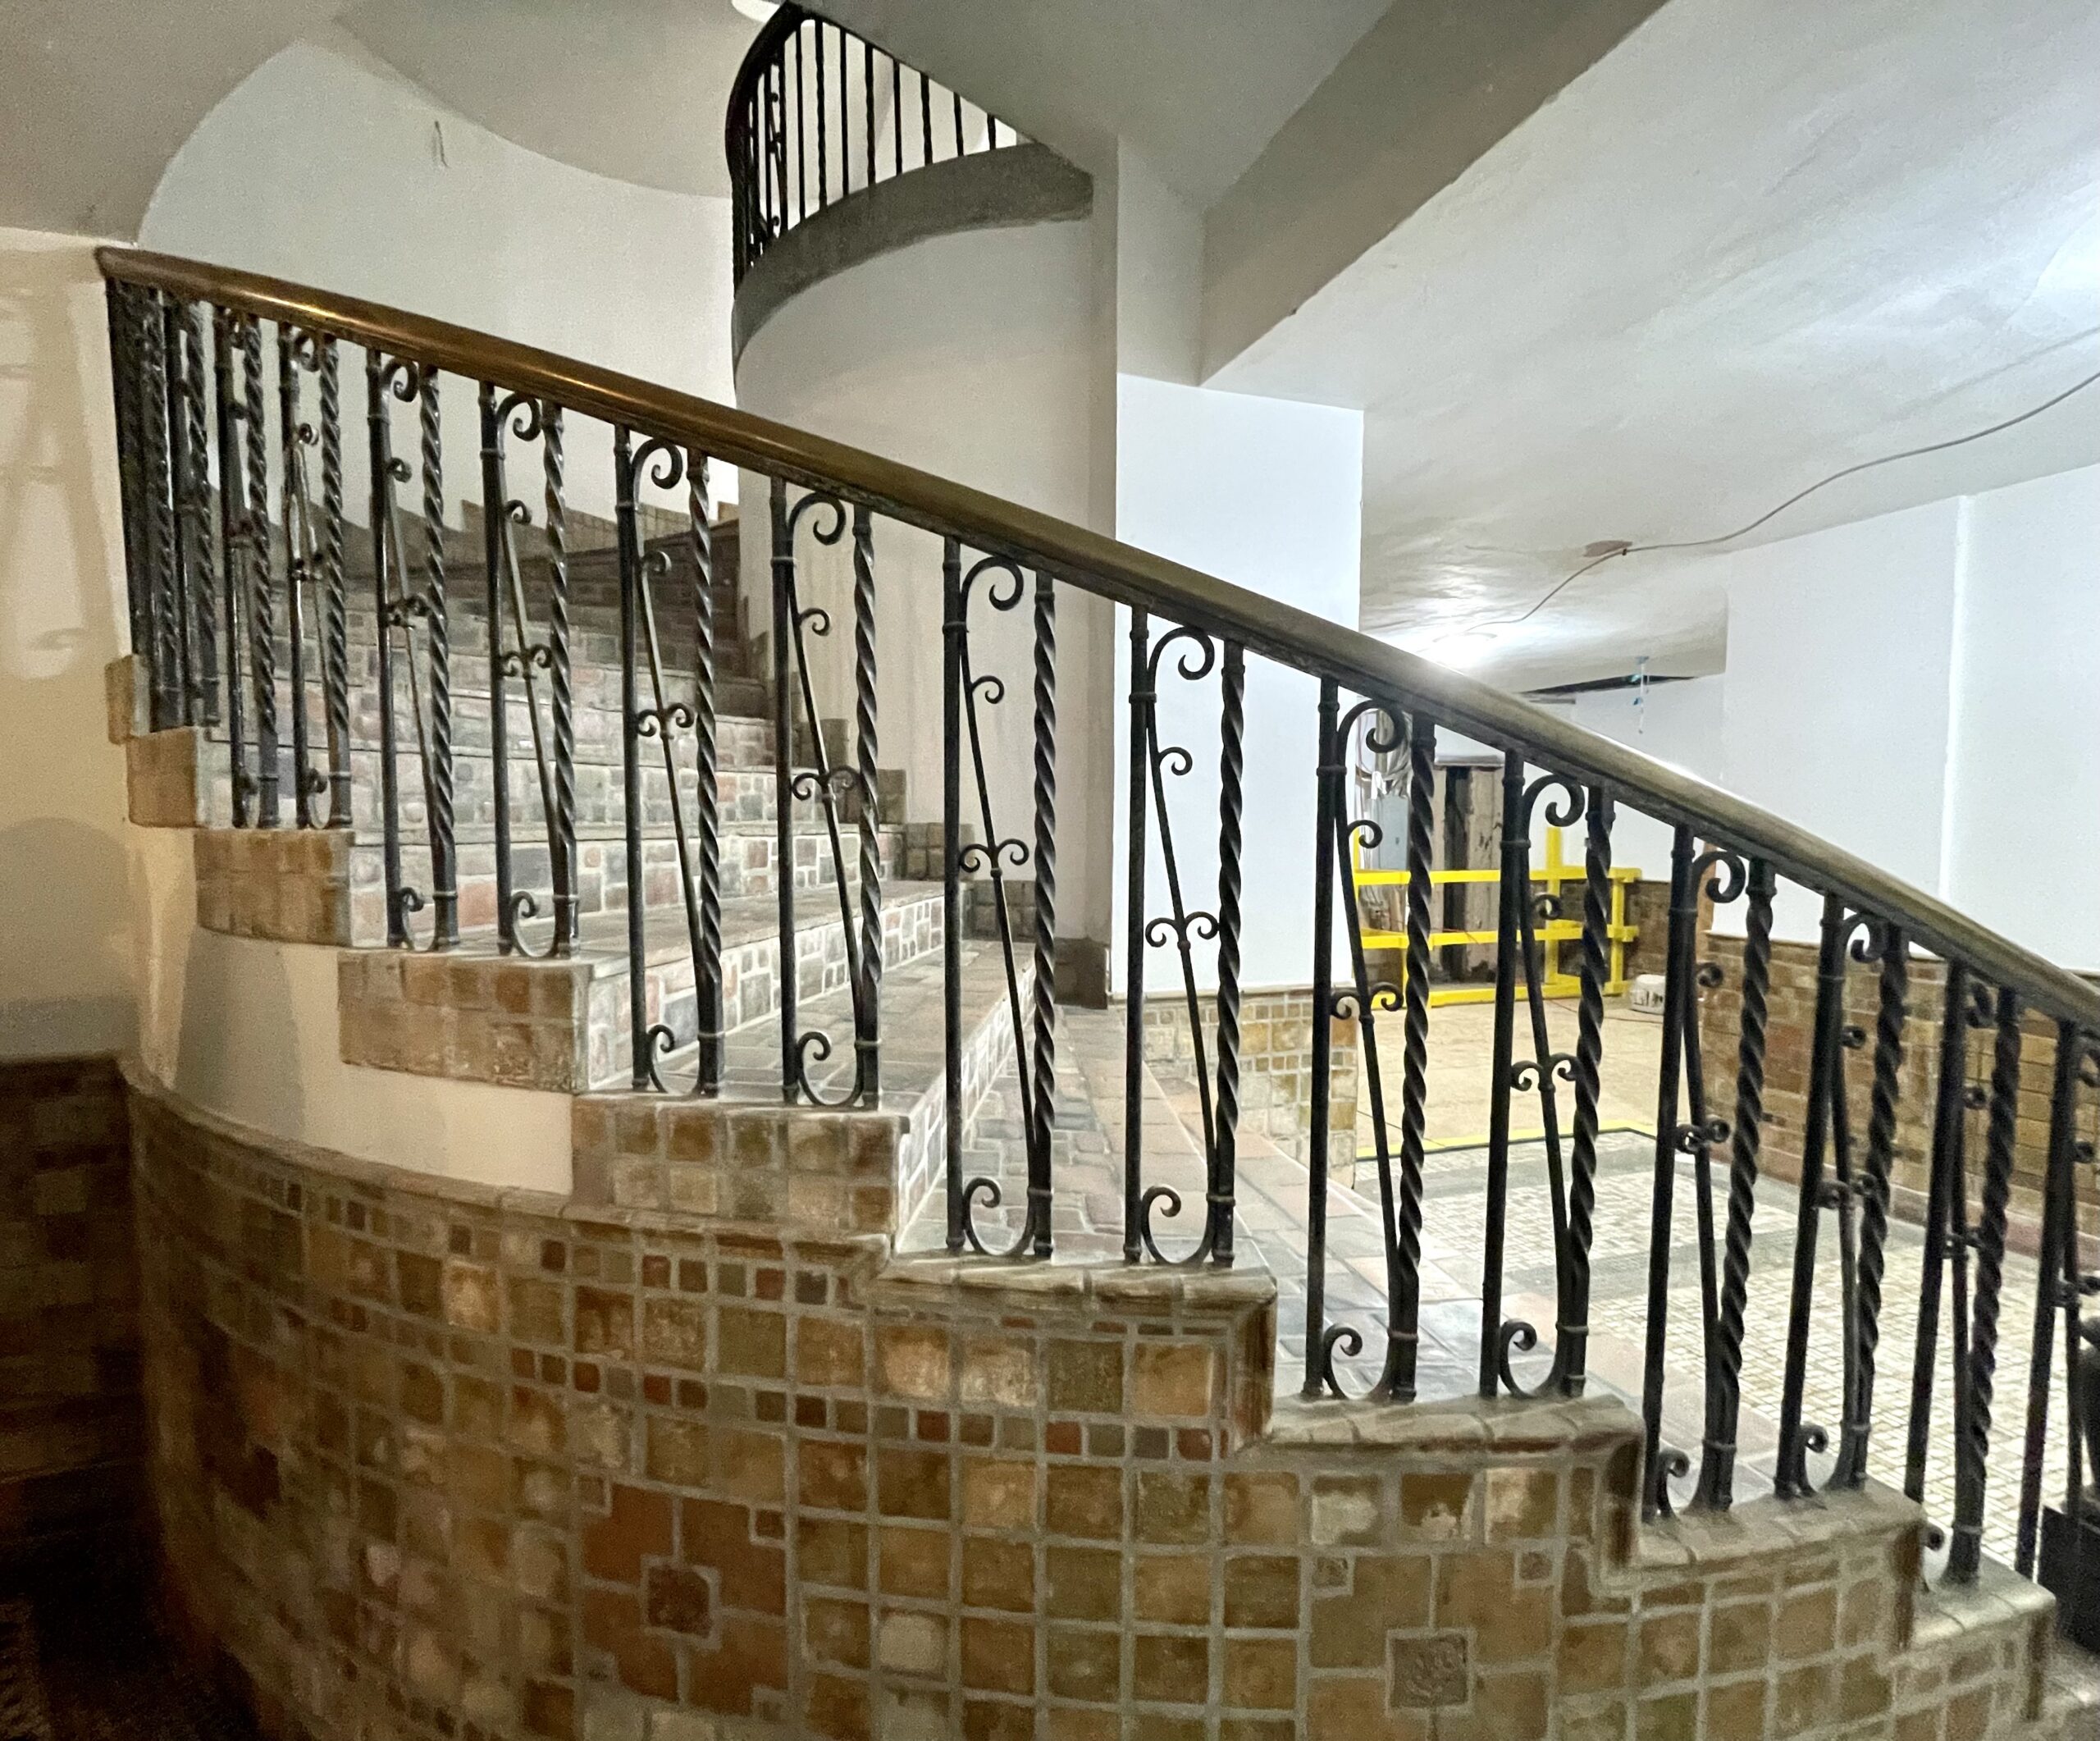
[171,925,308,1135]
[0,233,132,1058]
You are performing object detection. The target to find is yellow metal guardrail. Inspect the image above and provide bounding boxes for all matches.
[1352,827,1642,1008]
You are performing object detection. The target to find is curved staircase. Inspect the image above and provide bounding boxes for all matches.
[84,62,2100,1731]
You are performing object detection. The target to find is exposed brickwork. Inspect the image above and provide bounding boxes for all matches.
[123,726,227,828]
[194,825,354,944]
[0,1058,141,1555]
[1144,989,1359,1168]
[125,1075,2072,1741]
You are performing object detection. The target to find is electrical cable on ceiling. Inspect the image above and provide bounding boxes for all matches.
[1454,355,2100,643]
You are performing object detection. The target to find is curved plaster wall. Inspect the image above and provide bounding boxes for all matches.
[733,211,1112,948]
[139,29,738,525]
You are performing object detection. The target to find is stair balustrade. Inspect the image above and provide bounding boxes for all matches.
[727,3,1025,285]
[98,246,2100,1596]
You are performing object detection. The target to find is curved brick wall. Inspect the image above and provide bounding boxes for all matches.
[127,1072,2067,1741]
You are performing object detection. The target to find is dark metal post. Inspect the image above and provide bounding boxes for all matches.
[212,309,249,827]
[1947,987,2022,1581]
[1211,642,1245,1267]
[1303,680,1340,1396]
[1390,715,1436,1402]
[692,455,724,1087]
[851,506,881,1104]
[1639,826,1695,1516]
[479,384,515,951]
[418,367,457,946]
[1477,752,1525,1398]
[1028,569,1058,1257]
[1697,856,1775,1510]
[770,478,799,1099]
[942,538,965,1250]
[617,428,650,1086]
[1906,962,1971,1507]
[317,338,350,827]
[2016,1022,2080,1575]
[277,329,314,826]
[1121,607,1151,1262]
[242,318,279,825]
[542,407,577,953]
[1774,894,1850,1497]
[1560,787,1614,1401]
[176,304,218,729]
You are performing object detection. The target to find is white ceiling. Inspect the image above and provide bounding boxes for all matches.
[340,0,762,199]
[1209,0,2100,688]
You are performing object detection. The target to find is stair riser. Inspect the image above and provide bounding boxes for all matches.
[337,889,943,1094]
[346,828,906,946]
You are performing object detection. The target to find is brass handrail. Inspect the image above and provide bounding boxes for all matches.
[96,243,2100,1030]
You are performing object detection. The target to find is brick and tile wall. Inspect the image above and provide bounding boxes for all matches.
[127,1072,2069,1740]
[0,1056,143,1556]
[1144,990,1359,1170]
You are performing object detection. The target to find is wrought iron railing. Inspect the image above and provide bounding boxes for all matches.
[727,3,1024,284]
[100,246,2100,1590]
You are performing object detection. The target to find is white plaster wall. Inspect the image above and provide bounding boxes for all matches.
[130,827,569,1189]
[1943,463,2100,972]
[140,30,738,528]
[1112,374,1363,994]
[1714,500,1962,941]
[733,217,1110,939]
[0,227,135,1058]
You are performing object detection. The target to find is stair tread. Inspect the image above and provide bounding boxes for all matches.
[413,877,943,977]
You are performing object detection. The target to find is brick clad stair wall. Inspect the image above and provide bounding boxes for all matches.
[99,511,2091,1739]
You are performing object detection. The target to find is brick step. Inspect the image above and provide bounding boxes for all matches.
[336,878,947,1096]
[572,939,1027,1239]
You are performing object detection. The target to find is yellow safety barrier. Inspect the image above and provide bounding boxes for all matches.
[1351,827,1642,1008]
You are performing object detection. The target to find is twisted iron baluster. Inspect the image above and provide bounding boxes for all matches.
[1906,962,1972,1514]
[1697,856,1775,1510]
[243,317,279,825]
[317,338,349,826]
[277,330,315,827]
[1559,787,1614,1402]
[369,354,426,944]
[1312,700,1404,1399]
[2016,1023,2081,1576]
[211,309,250,826]
[1303,680,1341,1396]
[1389,714,1436,1402]
[1121,607,1151,1263]
[692,455,724,1090]
[104,285,152,674]
[176,304,218,728]
[1210,642,1245,1268]
[1947,987,2021,1581]
[1133,627,1224,1263]
[952,558,1042,1256]
[160,296,203,727]
[1027,570,1057,1259]
[543,407,576,953]
[1478,753,1525,1399]
[851,507,880,1105]
[1774,895,1851,1497]
[139,293,180,729]
[418,367,457,946]
[1835,922,1907,1487]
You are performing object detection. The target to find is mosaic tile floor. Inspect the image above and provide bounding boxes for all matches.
[907,1000,2073,1577]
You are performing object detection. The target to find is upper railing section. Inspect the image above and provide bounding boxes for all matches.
[727,4,1026,284]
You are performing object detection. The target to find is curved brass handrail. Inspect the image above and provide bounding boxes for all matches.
[97,244,2100,1030]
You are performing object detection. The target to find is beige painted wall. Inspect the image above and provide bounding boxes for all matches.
[0,226,134,1059]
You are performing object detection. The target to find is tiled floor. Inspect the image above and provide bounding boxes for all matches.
[907,998,2070,1577]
